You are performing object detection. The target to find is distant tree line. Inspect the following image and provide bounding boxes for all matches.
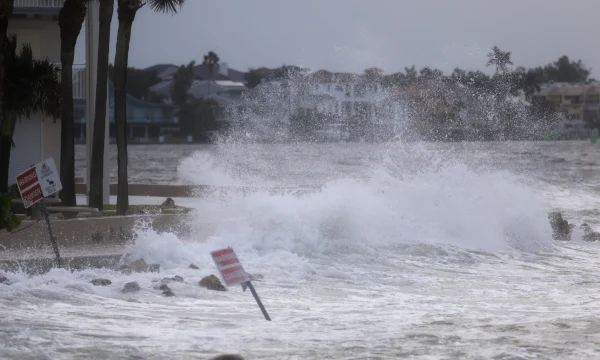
[107,46,594,143]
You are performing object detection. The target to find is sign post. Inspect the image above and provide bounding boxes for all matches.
[15,158,63,266]
[210,247,271,321]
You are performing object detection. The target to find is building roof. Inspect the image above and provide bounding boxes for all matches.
[253,67,275,74]
[144,64,177,74]
[149,80,174,94]
[146,63,247,83]
[214,80,246,88]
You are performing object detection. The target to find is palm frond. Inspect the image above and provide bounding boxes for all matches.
[3,34,62,121]
[147,0,184,14]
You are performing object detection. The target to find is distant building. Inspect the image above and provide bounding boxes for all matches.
[531,81,600,138]
[147,62,248,107]
[254,68,388,120]
[533,82,600,123]
[74,81,177,143]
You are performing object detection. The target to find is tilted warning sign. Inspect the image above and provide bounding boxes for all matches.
[209,246,271,321]
[210,247,250,286]
[15,157,62,208]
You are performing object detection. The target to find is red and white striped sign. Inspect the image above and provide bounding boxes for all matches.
[16,167,38,191]
[21,183,44,207]
[15,157,62,208]
[210,247,250,286]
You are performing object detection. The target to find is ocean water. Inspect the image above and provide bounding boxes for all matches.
[3,140,600,359]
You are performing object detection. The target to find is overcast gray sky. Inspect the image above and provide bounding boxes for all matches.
[75,0,599,77]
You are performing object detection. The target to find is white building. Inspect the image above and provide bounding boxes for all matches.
[8,0,108,202]
[148,62,247,105]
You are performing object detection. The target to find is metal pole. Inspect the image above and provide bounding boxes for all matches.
[40,199,62,267]
[246,281,271,321]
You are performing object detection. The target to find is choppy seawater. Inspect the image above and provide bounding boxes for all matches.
[2,140,600,359]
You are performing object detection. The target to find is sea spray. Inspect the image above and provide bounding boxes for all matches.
[177,151,239,186]
[178,150,553,265]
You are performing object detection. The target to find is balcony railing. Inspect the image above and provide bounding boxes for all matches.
[13,0,64,13]
[72,66,86,100]
[14,0,64,7]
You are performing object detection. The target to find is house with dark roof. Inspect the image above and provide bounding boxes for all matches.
[74,81,177,143]
[147,62,248,106]
[145,62,247,84]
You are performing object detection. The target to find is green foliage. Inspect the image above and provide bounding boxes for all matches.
[170,60,196,134]
[193,97,221,139]
[529,55,591,83]
[486,46,513,74]
[4,34,61,122]
[0,193,21,232]
[202,51,220,79]
[171,61,195,106]
[245,69,263,89]
[108,64,162,101]
[147,0,185,14]
[6,184,19,200]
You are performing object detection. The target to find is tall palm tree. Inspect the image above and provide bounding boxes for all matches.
[486,46,513,74]
[58,0,88,207]
[89,0,114,210]
[202,51,219,96]
[0,0,14,193]
[114,0,184,215]
[0,35,62,192]
[170,60,195,135]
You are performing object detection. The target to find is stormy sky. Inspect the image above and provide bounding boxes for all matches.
[75,0,599,77]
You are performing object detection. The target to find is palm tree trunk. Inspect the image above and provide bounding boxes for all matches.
[0,0,14,193]
[89,0,114,211]
[0,135,10,192]
[114,1,141,215]
[0,112,16,193]
[58,0,87,206]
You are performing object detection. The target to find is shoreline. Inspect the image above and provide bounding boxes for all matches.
[74,183,316,198]
[75,137,595,146]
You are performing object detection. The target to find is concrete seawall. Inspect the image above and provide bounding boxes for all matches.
[0,214,193,275]
[0,214,190,251]
[0,248,125,275]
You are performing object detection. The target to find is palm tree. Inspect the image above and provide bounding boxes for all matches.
[113,0,184,215]
[58,0,88,207]
[89,0,114,210]
[0,35,62,192]
[170,60,195,135]
[0,0,14,193]
[202,51,219,96]
[486,46,513,74]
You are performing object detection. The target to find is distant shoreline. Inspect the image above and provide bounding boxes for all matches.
[74,136,595,145]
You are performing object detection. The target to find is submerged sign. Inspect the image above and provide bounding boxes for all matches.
[15,157,62,208]
[211,247,250,286]
[210,247,271,321]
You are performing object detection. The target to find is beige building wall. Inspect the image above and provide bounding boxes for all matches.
[7,18,63,183]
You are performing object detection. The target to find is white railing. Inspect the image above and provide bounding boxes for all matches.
[72,66,86,100]
[14,0,64,8]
